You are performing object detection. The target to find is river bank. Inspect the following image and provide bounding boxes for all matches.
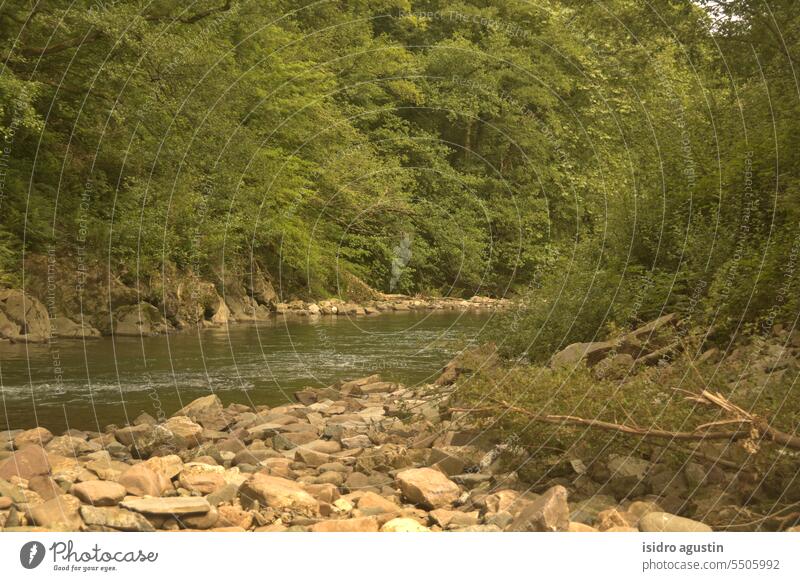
[0,368,727,533]
[3,311,798,533]
[0,254,508,344]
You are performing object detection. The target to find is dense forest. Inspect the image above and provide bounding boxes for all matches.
[1,0,798,351]
[2,0,800,535]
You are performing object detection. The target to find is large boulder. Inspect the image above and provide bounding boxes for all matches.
[114,424,170,456]
[174,394,228,431]
[13,427,53,449]
[50,316,101,339]
[396,468,460,509]
[550,341,616,368]
[27,494,83,530]
[178,464,227,495]
[507,485,570,532]
[245,267,278,308]
[238,473,319,515]
[0,289,51,342]
[0,445,51,480]
[118,464,170,497]
[112,302,170,336]
[161,416,203,445]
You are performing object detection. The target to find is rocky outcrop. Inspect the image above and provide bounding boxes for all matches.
[111,302,172,336]
[0,289,51,342]
[550,313,680,370]
[5,253,509,343]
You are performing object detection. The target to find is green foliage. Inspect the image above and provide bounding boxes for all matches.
[0,0,797,329]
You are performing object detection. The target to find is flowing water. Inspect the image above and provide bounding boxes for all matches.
[0,310,495,432]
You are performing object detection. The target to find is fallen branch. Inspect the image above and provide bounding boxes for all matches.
[487,398,751,442]
[453,390,800,450]
[693,390,800,450]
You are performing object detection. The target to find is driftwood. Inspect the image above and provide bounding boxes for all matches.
[454,389,800,450]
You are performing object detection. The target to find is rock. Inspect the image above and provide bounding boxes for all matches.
[239,474,319,515]
[162,416,203,444]
[0,445,50,480]
[174,394,228,431]
[396,468,460,509]
[568,522,598,532]
[50,317,101,339]
[638,512,712,532]
[118,464,170,497]
[0,478,26,503]
[0,289,51,342]
[141,455,184,480]
[80,506,155,531]
[0,496,12,509]
[430,508,480,529]
[211,505,250,529]
[359,382,396,395]
[114,424,169,456]
[72,481,127,506]
[120,497,211,515]
[207,483,241,506]
[357,491,400,515]
[293,389,318,405]
[85,457,131,481]
[550,341,616,368]
[28,475,62,500]
[112,302,170,336]
[484,490,522,514]
[28,494,83,530]
[593,353,636,380]
[380,517,430,532]
[627,500,663,522]
[569,495,617,525]
[181,506,219,529]
[595,508,635,531]
[305,439,342,454]
[429,447,467,476]
[507,485,569,532]
[294,447,331,467]
[178,464,227,495]
[311,516,380,532]
[13,427,53,449]
[274,431,318,450]
[45,434,95,456]
[341,435,372,449]
[344,472,371,492]
[608,454,651,480]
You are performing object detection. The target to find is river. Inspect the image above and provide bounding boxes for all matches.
[0,310,495,432]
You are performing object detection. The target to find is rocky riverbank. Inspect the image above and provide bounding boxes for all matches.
[1,358,778,533]
[0,286,508,344]
[0,254,509,343]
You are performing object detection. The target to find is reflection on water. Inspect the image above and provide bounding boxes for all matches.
[0,310,494,431]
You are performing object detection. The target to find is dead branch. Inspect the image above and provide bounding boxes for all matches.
[489,398,751,442]
[453,388,800,450]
